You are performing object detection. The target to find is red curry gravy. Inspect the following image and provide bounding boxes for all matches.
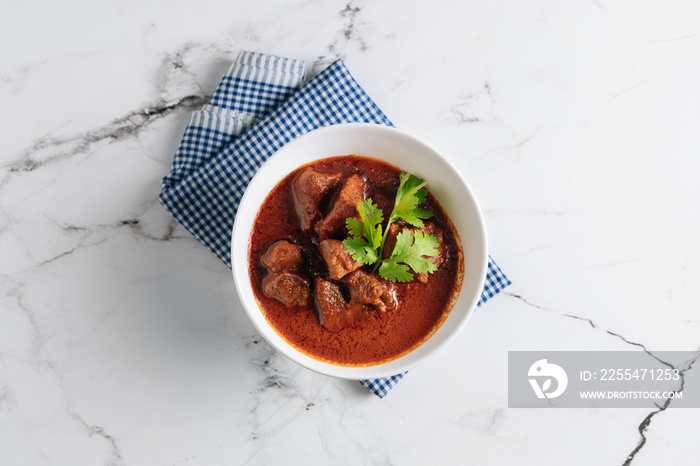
[248,155,463,366]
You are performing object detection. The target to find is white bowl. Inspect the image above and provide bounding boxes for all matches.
[231,123,487,380]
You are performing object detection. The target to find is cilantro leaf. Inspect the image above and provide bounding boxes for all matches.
[342,236,379,264]
[378,261,413,283]
[346,217,365,238]
[388,172,432,228]
[342,199,383,265]
[342,171,441,283]
[356,199,383,249]
[378,229,440,281]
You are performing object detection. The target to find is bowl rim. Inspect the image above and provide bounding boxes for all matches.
[231,122,488,380]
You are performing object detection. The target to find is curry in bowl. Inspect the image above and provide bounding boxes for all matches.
[248,155,463,366]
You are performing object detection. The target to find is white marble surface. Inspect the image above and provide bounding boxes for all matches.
[2,0,699,464]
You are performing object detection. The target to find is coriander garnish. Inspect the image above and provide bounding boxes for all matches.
[342,172,440,283]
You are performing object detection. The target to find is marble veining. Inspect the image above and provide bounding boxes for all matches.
[506,288,700,464]
[6,95,205,178]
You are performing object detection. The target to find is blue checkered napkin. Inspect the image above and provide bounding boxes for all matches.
[359,373,406,397]
[160,51,306,208]
[159,51,510,398]
[160,53,391,266]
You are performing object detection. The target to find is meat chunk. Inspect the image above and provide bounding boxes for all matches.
[292,167,342,231]
[314,277,354,332]
[263,272,311,307]
[343,270,397,313]
[382,221,446,283]
[261,240,304,273]
[319,239,364,280]
[382,223,402,260]
[372,192,394,222]
[314,174,366,239]
[315,270,397,331]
